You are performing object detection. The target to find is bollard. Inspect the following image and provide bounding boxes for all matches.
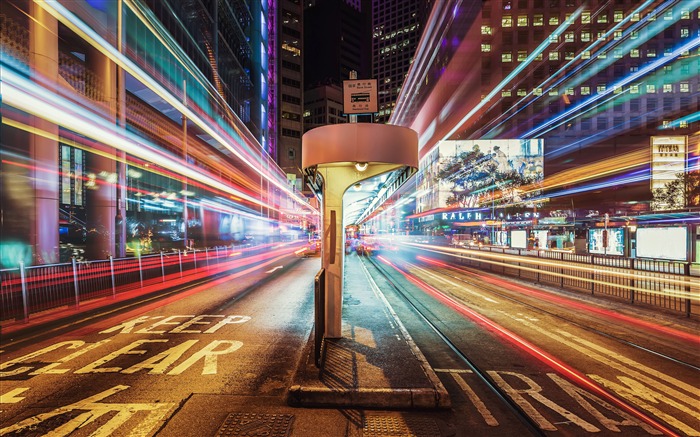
[72,258,80,308]
[19,261,29,322]
[109,256,116,299]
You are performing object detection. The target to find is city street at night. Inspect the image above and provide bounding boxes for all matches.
[1,244,697,436]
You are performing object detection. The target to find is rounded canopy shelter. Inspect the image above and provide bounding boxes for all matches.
[302,123,418,339]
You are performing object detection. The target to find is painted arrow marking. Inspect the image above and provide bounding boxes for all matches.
[266,266,283,273]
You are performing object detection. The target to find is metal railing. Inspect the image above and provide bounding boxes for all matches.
[444,245,696,317]
[1,246,237,323]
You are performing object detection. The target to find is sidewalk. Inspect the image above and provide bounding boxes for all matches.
[287,253,450,410]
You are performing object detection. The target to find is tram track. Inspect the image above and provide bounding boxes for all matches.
[406,255,700,372]
[360,253,686,437]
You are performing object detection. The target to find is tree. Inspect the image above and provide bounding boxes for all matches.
[651,171,700,210]
[436,147,541,209]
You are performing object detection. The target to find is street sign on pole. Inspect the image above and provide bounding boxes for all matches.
[343,78,378,115]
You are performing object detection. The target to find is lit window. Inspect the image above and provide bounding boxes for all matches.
[598,51,607,59]
[581,32,591,42]
[517,15,528,26]
[535,53,543,61]
[534,88,543,96]
[647,11,656,21]
[631,12,640,21]
[581,86,590,95]
[565,51,575,60]
[681,27,689,38]
[681,9,690,19]
[614,50,622,58]
[549,34,559,43]
[549,89,558,96]
[613,85,622,94]
[565,87,574,95]
[549,17,559,25]
[647,48,656,57]
[630,65,639,72]
[664,48,672,57]
[482,43,491,52]
[550,51,559,60]
[481,25,492,35]
[663,84,673,93]
[646,84,656,93]
[597,13,608,23]
[614,30,622,40]
[597,84,606,94]
[533,14,544,26]
[664,10,673,20]
[502,89,512,97]
[502,15,512,27]
[517,50,528,61]
[630,85,639,94]
[630,48,640,57]
[631,30,638,39]
[582,11,590,24]
[517,88,527,96]
[502,53,512,62]
[581,50,591,59]
[614,10,623,22]
[680,82,690,92]
[662,120,671,129]
[597,31,606,40]
[565,32,575,42]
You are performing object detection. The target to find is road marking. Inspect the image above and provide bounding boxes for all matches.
[434,368,473,374]
[99,314,251,335]
[266,266,283,273]
[0,388,29,403]
[549,373,662,435]
[167,340,243,375]
[0,385,175,436]
[75,339,168,374]
[449,372,499,426]
[505,314,699,434]
[1,341,89,377]
[488,370,600,432]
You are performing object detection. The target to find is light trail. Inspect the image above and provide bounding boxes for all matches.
[403,242,700,302]
[34,1,310,209]
[378,256,682,437]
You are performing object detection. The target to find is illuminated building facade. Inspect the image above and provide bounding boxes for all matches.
[0,0,314,268]
[272,0,305,192]
[394,0,699,213]
[372,0,432,123]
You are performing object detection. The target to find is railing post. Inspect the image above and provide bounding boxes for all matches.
[206,247,210,271]
[193,249,197,271]
[536,250,540,283]
[178,250,183,278]
[216,246,220,265]
[19,261,29,322]
[109,256,116,299]
[629,258,635,304]
[160,251,166,282]
[685,263,691,318]
[138,255,144,288]
[591,255,595,295]
[72,258,80,308]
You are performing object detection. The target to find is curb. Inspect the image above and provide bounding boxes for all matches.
[287,385,450,409]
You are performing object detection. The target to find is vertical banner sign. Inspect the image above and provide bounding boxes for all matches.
[343,79,378,115]
[650,136,687,210]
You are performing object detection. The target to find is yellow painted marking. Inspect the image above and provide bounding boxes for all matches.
[488,370,600,432]
[0,385,175,436]
[75,340,167,374]
[167,340,243,375]
[549,373,662,434]
[135,315,194,334]
[0,341,85,377]
[0,388,29,403]
[450,372,498,426]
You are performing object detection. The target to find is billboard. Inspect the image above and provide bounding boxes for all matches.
[636,227,687,261]
[511,229,528,249]
[589,228,624,256]
[650,136,687,210]
[343,79,378,114]
[436,139,544,208]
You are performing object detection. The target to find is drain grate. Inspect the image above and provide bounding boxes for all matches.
[216,413,294,437]
[363,415,440,437]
